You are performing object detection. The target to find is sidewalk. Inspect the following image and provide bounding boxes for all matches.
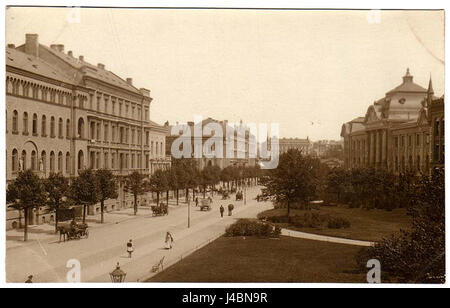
[280,228,375,247]
[6,186,270,282]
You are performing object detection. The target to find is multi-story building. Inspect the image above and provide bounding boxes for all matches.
[278,138,311,155]
[6,34,168,229]
[341,68,443,174]
[165,117,257,169]
[311,140,343,158]
[430,95,445,170]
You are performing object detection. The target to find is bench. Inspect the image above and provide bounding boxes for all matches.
[151,256,165,273]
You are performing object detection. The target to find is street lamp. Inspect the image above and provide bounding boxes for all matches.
[109,262,126,283]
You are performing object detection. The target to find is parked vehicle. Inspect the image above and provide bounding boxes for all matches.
[151,203,168,216]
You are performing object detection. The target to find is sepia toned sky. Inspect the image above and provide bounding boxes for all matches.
[6,8,444,140]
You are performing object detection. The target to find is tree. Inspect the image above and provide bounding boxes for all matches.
[70,169,100,223]
[260,149,320,217]
[356,169,445,283]
[123,171,147,215]
[43,172,70,232]
[95,169,118,223]
[6,170,47,241]
[150,169,168,207]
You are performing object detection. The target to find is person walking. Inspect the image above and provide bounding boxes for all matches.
[165,231,174,249]
[127,239,134,258]
[25,275,33,283]
[195,197,199,207]
[220,205,224,218]
[228,204,234,216]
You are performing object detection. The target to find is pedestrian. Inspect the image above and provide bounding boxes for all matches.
[25,275,33,283]
[220,205,224,218]
[165,231,174,249]
[195,197,199,207]
[127,239,134,258]
[228,204,234,216]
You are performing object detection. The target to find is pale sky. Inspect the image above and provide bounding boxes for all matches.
[6,8,445,140]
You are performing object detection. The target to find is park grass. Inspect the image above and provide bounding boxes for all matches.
[260,206,411,242]
[147,236,365,283]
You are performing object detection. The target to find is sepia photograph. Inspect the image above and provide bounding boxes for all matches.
[2,3,446,290]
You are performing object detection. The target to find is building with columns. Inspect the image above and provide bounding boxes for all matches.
[278,138,311,155]
[6,34,168,229]
[341,69,442,174]
[165,117,257,170]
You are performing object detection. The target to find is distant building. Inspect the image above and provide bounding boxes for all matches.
[311,140,343,158]
[165,118,256,169]
[278,138,311,155]
[430,96,444,170]
[341,69,443,174]
[6,34,168,229]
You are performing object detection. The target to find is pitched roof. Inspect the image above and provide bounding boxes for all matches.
[39,45,141,94]
[386,82,428,95]
[6,47,74,84]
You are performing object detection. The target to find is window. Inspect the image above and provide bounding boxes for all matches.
[12,149,18,172]
[50,151,55,173]
[132,154,135,168]
[66,119,70,138]
[434,119,440,135]
[41,151,46,172]
[58,152,63,172]
[112,153,116,169]
[66,152,71,174]
[58,118,63,138]
[22,112,29,134]
[78,118,84,138]
[90,122,96,140]
[12,110,18,133]
[41,115,47,136]
[132,129,135,144]
[50,116,55,138]
[112,125,116,142]
[146,132,149,146]
[394,137,399,148]
[21,150,27,170]
[104,153,109,169]
[78,150,84,170]
[31,151,37,171]
[32,114,38,135]
[97,123,101,141]
[145,154,149,169]
[416,155,421,172]
[104,124,109,142]
[416,134,420,147]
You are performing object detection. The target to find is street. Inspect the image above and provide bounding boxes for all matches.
[6,186,271,282]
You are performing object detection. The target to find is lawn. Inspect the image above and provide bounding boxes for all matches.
[259,206,411,242]
[147,236,366,283]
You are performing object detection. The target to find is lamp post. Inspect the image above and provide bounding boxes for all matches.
[109,262,127,283]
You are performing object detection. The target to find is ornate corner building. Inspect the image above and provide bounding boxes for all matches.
[341,69,444,174]
[6,34,170,229]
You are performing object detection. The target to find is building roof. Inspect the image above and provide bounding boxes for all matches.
[6,47,74,84]
[386,68,428,95]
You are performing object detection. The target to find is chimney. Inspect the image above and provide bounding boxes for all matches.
[68,51,73,57]
[97,63,105,69]
[25,33,39,57]
[50,44,58,50]
[57,44,64,52]
[79,55,84,62]
[126,78,133,85]
[7,44,15,48]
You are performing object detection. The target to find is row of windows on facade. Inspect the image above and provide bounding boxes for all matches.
[351,134,429,152]
[89,96,149,121]
[88,121,163,153]
[8,111,165,155]
[8,110,70,138]
[10,149,156,174]
[7,78,149,121]
[88,151,153,170]
[351,154,430,173]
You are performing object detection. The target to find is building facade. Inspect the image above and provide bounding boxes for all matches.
[165,118,257,170]
[278,138,311,155]
[341,69,443,174]
[6,34,168,229]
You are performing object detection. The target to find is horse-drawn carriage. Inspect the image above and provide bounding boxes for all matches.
[151,203,168,216]
[221,190,230,200]
[200,198,212,211]
[236,191,243,201]
[57,220,89,242]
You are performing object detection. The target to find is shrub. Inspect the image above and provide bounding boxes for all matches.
[288,213,329,228]
[327,217,351,229]
[225,219,280,238]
